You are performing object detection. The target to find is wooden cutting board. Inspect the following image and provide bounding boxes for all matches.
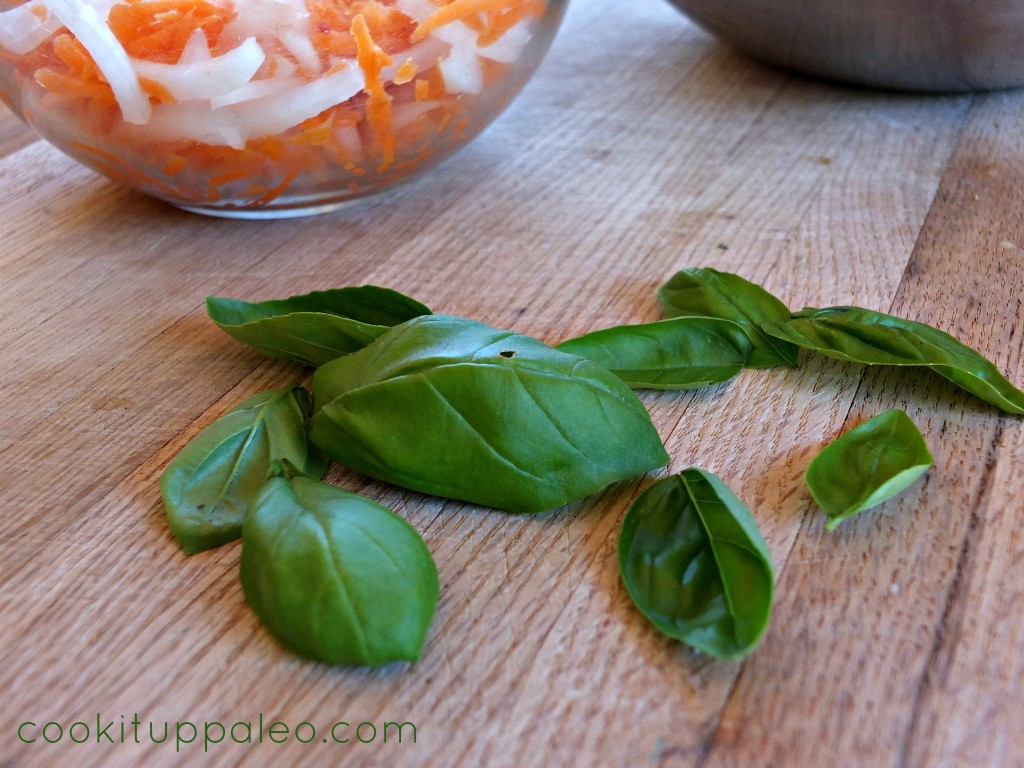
[2,1,1023,766]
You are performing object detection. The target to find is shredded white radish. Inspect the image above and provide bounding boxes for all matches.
[278,27,319,73]
[392,0,433,23]
[177,28,212,66]
[391,99,444,131]
[380,36,449,81]
[479,18,531,63]
[432,21,483,94]
[138,101,245,148]
[332,123,361,154]
[89,0,120,22]
[132,36,265,102]
[234,63,364,139]
[40,0,151,123]
[0,2,61,55]
[210,75,301,109]
[221,0,318,72]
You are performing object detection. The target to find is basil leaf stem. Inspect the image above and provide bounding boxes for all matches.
[762,306,1024,414]
[556,317,753,390]
[619,468,774,659]
[805,409,933,529]
[658,267,799,368]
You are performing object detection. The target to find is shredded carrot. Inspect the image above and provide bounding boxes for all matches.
[292,113,335,146]
[426,66,447,99]
[163,156,187,175]
[208,169,252,187]
[52,34,91,73]
[138,75,176,103]
[412,0,533,42]
[35,69,117,105]
[108,0,233,62]
[414,78,430,101]
[251,168,298,207]
[351,12,395,170]
[394,60,418,85]
[72,147,188,199]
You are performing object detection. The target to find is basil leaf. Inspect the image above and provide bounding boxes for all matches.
[310,315,669,513]
[619,468,774,659]
[160,386,327,555]
[658,267,799,368]
[762,306,1024,414]
[241,467,438,666]
[806,409,933,530]
[206,286,432,367]
[555,317,753,390]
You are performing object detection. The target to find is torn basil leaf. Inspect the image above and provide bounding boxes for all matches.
[310,315,669,513]
[206,286,432,367]
[658,267,798,368]
[555,317,753,390]
[763,306,1024,415]
[160,385,327,555]
[241,465,438,666]
[619,468,774,659]
[806,409,933,530]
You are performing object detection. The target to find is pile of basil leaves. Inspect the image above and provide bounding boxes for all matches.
[161,269,1024,665]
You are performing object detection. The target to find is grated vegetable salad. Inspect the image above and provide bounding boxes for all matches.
[0,0,551,212]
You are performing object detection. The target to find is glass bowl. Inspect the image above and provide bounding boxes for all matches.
[0,0,566,217]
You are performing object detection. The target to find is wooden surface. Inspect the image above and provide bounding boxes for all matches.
[2,1,1023,766]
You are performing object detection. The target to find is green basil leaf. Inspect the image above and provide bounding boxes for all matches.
[310,315,669,513]
[619,468,774,659]
[241,468,438,666]
[805,409,933,530]
[206,286,432,367]
[555,317,753,390]
[160,386,327,555]
[658,267,799,369]
[762,306,1024,414]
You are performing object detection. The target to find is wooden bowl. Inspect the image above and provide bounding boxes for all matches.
[666,0,1024,92]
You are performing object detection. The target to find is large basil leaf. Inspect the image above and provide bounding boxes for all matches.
[241,467,438,665]
[206,286,432,367]
[658,267,798,368]
[762,306,1024,414]
[555,317,753,390]
[310,315,669,513]
[160,386,327,555]
[619,468,774,659]
[806,409,933,530]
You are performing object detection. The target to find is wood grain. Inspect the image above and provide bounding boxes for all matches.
[1,1,1021,767]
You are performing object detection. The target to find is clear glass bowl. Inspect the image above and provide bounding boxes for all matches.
[0,0,566,217]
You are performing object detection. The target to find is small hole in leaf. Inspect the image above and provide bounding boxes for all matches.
[500,350,516,358]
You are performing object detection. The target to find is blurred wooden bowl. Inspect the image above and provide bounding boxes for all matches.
[666,0,1024,91]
